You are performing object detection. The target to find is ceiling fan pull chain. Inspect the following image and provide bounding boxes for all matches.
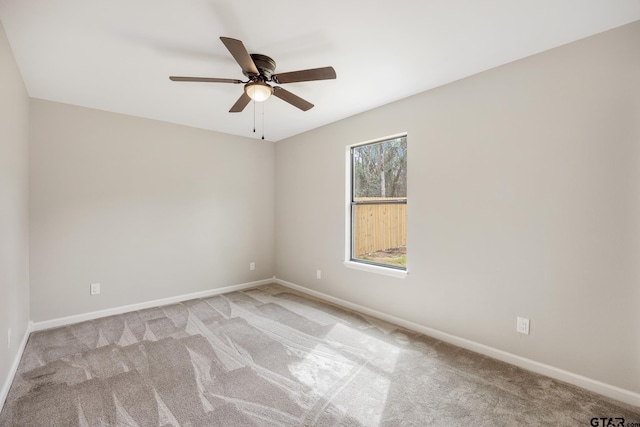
[253,99,256,133]
[261,102,265,140]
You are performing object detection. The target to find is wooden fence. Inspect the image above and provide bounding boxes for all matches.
[353,198,406,256]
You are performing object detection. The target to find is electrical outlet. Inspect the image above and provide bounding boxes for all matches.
[516,317,530,335]
[90,283,101,295]
[7,328,11,349]
[316,270,322,280]
[249,262,255,271]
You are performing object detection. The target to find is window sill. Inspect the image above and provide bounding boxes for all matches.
[343,261,408,279]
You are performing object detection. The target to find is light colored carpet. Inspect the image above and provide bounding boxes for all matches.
[1,284,638,426]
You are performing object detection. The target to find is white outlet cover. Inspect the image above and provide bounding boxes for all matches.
[517,317,530,335]
[316,270,322,279]
[90,283,101,295]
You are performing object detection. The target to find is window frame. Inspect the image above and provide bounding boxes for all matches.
[344,133,408,278]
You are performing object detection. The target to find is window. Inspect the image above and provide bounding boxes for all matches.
[347,134,407,273]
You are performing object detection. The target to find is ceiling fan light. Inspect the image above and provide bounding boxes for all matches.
[245,81,273,102]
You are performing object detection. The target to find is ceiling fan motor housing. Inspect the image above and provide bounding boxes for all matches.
[247,54,277,79]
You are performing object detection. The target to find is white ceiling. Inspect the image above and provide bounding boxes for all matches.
[1,1,639,141]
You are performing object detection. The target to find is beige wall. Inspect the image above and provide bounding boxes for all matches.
[0,20,30,400]
[29,100,275,321]
[275,22,640,393]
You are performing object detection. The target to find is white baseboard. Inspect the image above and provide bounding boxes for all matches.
[274,277,640,408]
[0,323,31,413]
[31,278,274,332]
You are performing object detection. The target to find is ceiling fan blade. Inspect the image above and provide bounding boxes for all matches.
[229,92,252,113]
[272,87,314,111]
[272,66,336,84]
[170,76,243,84]
[220,37,259,76]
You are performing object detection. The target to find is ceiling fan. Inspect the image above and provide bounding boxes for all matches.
[170,37,336,113]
